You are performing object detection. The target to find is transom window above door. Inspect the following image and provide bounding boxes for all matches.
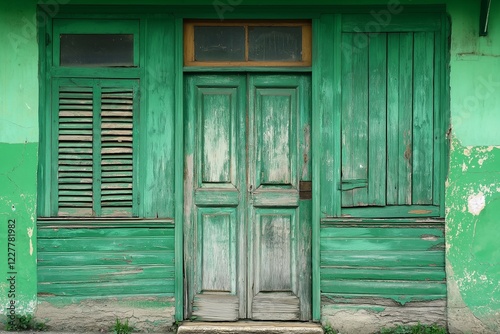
[184,20,312,66]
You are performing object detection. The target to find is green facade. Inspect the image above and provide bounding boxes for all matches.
[0,1,499,333]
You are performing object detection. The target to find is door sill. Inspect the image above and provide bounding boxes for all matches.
[178,321,323,334]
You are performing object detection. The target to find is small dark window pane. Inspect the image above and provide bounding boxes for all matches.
[194,26,245,62]
[60,34,134,67]
[248,26,302,62]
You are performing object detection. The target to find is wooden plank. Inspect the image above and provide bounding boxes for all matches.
[320,250,444,267]
[252,190,299,207]
[341,14,442,33]
[321,293,446,304]
[321,227,443,239]
[38,265,174,283]
[51,67,141,78]
[38,236,174,252]
[341,205,440,218]
[194,190,240,206]
[320,238,444,251]
[321,295,446,307]
[321,267,445,281]
[37,227,172,239]
[312,14,338,321]
[37,251,174,267]
[316,14,337,218]
[386,33,400,205]
[367,33,387,206]
[398,33,414,204]
[341,33,354,207]
[321,219,444,226]
[320,280,446,296]
[412,32,435,205]
[38,279,175,297]
[350,34,369,206]
[143,18,176,218]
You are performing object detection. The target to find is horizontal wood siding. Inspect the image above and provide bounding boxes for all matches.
[320,222,445,304]
[37,226,174,297]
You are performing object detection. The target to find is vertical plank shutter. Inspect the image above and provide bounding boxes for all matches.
[340,32,437,209]
[56,80,138,217]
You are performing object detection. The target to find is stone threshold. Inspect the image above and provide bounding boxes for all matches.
[177,321,324,334]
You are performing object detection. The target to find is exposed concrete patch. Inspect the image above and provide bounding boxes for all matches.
[446,270,496,334]
[34,297,175,333]
[467,192,485,215]
[321,299,445,334]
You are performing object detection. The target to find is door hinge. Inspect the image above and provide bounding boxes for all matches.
[45,33,51,46]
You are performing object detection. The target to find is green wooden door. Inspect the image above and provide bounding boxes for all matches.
[184,74,312,321]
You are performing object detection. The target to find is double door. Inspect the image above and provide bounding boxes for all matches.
[184,74,311,321]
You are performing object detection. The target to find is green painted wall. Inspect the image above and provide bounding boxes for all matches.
[0,0,499,332]
[0,0,39,322]
[446,1,500,332]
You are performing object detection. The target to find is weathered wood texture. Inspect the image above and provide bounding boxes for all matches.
[37,226,175,297]
[340,31,440,212]
[320,222,446,304]
[184,74,312,321]
[143,17,176,218]
[55,79,139,217]
[184,75,245,321]
[248,75,312,321]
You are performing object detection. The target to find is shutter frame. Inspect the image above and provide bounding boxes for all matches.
[54,79,139,218]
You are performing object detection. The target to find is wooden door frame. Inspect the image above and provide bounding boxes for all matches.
[182,73,313,321]
[174,13,321,323]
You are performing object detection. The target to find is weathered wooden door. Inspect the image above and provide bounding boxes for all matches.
[184,74,312,321]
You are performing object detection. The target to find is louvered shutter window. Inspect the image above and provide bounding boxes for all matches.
[56,80,138,217]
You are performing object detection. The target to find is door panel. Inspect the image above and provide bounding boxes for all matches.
[185,75,246,321]
[248,75,311,321]
[256,89,296,185]
[185,74,311,321]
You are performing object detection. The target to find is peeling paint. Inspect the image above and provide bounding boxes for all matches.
[27,227,33,256]
[467,192,485,216]
[447,137,500,330]
[203,104,230,182]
